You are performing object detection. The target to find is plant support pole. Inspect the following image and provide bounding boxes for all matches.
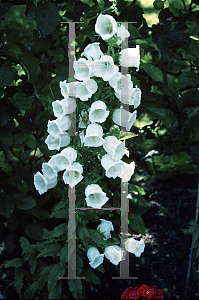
[184,177,199,298]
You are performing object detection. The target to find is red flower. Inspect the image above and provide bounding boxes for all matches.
[121,285,165,300]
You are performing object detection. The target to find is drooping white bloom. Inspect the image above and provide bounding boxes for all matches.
[89,100,109,123]
[101,154,125,179]
[112,108,137,131]
[111,73,133,103]
[87,247,104,269]
[50,147,77,171]
[73,58,93,81]
[97,219,114,240]
[116,24,130,45]
[34,171,57,195]
[63,162,83,188]
[79,109,90,128]
[48,154,62,172]
[59,80,76,98]
[128,86,141,108]
[52,97,76,118]
[125,238,145,257]
[104,245,126,266]
[118,161,135,182]
[75,79,97,101]
[84,123,105,147]
[42,162,57,180]
[103,136,125,161]
[95,14,117,41]
[45,133,70,151]
[47,116,72,138]
[119,46,140,70]
[85,184,109,209]
[93,55,118,81]
[81,42,103,61]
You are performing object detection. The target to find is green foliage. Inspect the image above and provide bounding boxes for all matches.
[0,0,199,299]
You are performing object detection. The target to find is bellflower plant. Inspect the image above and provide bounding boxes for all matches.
[33,13,146,288]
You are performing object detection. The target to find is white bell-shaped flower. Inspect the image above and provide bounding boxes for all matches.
[128,86,141,108]
[97,219,114,240]
[42,162,57,180]
[104,245,125,266]
[111,74,133,103]
[85,184,109,209]
[48,154,62,172]
[116,24,130,45]
[50,147,77,171]
[73,58,93,81]
[95,14,117,41]
[59,80,76,98]
[93,55,118,81]
[45,133,70,151]
[118,161,135,182]
[81,42,103,61]
[47,116,71,138]
[84,123,105,147]
[112,108,137,131]
[125,238,145,257]
[52,97,76,118]
[63,162,83,188]
[119,46,140,70]
[103,136,125,161]
[75,79,97,101]
[79,109,90,128]
[89,100,109,123]
[87,247,104,269]
[34,171,57,195]
[101,154,125,179]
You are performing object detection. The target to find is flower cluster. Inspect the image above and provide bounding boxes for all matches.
[87,220,145,268]
[34,13,143,270]
[121,285,165,299]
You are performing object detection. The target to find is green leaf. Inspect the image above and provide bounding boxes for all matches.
[88,229,106,246]
[169,3,182,17]
[129,184,146,195]
[80,0,95,6]
[13,193,37,210]
[14,267,23,294]
[0,193,15,218]
[0,129,13,148]
[142,63,164,83]
[29,255,37,274]
[43,223,67,239]
[0,66,17,87]
[68,279,82,299]
[49,280,62,299]
[77,253,84,276]
[25,134,37,149]
[60,242,68,266]
[179,71,199,88]
[24,281,39,299]
[24,223,44,240]
[47,263,64,297]
[96,264,105,273]
[81,269,100,284]
[19,53,41,83]
[20,236,30,254]
[50,208,68,219]
[37,244,61,258]
[78,224,90,248]
[12,93,33,110]
[28,1,60,38]
[129,214,146,235]
[5,258,24,268]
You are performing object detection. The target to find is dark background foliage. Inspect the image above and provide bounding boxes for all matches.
[0,0,199,299]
